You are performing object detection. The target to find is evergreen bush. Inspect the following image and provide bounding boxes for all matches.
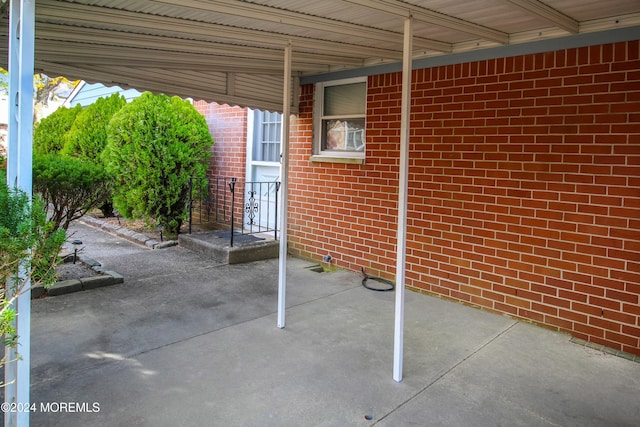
[62,93,126,160]
[103,92,213,235]
[33,104,82,155]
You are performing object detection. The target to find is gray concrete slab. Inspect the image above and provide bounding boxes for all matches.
[25,222,640,426]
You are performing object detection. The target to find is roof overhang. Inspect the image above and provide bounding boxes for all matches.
[1,0,639,112]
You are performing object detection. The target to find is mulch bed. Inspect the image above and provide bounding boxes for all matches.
[87,211,220,242]
[56,260,100,281]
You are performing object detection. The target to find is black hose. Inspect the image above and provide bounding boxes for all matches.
[361,267,395,292]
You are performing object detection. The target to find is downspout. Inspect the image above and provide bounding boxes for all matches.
[277,41,292,328]
[393,16,413,383]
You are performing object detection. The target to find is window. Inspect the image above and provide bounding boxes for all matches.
[253,110,281,163]
[313,77,366,162]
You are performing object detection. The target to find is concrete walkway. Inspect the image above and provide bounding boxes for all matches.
[28,222,640,426]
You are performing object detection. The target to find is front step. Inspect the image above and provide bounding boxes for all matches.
[178,231,280,264]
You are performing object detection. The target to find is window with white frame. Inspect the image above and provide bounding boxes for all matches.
[253,110,282,163]
[313,77,366,160]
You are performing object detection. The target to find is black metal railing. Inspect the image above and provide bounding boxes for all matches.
[188,176,280,247]
[188,177,231,228]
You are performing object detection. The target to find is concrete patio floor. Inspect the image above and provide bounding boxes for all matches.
[27,222,640,426]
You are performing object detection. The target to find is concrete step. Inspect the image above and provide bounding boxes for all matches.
[178,231,280,264]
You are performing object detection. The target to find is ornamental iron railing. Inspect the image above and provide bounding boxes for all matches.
[188,177,280,247]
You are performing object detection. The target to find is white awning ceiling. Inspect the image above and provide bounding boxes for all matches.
[1,0,639,112]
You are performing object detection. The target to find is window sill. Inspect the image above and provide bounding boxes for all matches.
[310,155,365,165]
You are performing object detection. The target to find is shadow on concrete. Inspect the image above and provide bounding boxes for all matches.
[27,221,640,427]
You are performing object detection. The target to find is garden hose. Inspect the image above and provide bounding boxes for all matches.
[360,267,395,292]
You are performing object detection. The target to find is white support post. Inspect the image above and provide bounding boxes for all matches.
[277,41,292,329]
[393,17,413,383]
[5,1,36,426]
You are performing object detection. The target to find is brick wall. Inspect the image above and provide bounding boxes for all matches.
[194,100,248,180]
[194,101,249,227]
[288,40,640,356]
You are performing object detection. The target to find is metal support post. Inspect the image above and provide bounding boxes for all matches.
[277,41,292,329]
[393,16,413,383]
[5,1,36,426]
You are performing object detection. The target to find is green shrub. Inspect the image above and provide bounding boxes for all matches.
[33,104,83,155]
[1,181,66,349]
[62,93,126,160]
[33,154,112,231]
[103,92,213,235]
[59,94,125,217]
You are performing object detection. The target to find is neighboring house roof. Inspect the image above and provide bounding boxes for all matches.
[63,81,142,108]
[0,1,638,113]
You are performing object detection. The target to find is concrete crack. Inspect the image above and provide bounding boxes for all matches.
[373,321,519,425]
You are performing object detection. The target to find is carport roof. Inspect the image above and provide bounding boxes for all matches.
[1,0,639,112]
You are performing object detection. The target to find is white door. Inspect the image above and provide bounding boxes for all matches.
[245,109,282,232]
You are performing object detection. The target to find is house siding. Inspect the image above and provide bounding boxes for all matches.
[288,40,640,356]
[66,82,142,107]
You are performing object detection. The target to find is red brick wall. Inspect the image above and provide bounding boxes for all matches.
[194,100,247,180]
[288,40,640,356]
[289,87,400,275]
[194,101,248,227]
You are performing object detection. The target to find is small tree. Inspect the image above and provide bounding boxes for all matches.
[32,154,112,231]
[33,73,79,124]
[103,92,213,235]
[33,104,83,155]
[0,69,78,124]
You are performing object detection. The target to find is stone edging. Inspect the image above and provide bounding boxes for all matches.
[79,215,178,249]
[31,255,124,299]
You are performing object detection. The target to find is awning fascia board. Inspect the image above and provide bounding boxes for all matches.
[300,24,640,85]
